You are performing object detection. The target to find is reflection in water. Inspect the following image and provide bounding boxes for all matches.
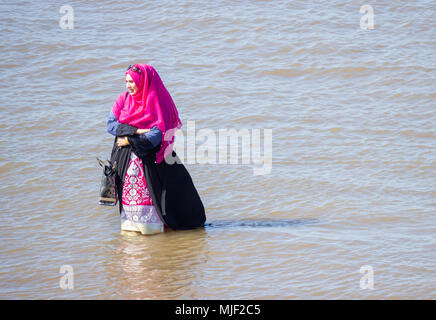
[112,228,208,299]
[104,219,317,299]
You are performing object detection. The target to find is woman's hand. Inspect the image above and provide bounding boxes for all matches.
[136,128,150,134]
[117,137,130,147]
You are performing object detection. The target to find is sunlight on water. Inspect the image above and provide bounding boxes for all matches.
[0,0,434,299]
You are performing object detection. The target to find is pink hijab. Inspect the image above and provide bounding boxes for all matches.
[112,64,182,163]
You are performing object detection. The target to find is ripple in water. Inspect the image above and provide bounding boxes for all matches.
[205,218,319,229]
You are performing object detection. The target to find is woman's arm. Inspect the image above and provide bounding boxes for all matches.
[106,111,120,136]
[107,111,138,147]
[108,96,160,151]
[116,128,151,147]
[107,111,137,136]
[107,110,142,141]
[128,126,162,157]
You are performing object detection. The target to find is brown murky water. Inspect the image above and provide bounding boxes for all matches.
[0,1,434,299]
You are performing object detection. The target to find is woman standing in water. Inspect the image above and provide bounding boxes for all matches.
[107,64,205,235]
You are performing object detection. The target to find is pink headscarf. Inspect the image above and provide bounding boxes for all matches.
[112,64,182,163]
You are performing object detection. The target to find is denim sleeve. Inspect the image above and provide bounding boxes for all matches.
[106,111,119,136]
[107,111,138,136]
[145,126,163,148]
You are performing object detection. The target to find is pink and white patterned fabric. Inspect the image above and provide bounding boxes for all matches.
[120,153,164,234]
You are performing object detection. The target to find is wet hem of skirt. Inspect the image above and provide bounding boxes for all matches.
[121,219,164,235]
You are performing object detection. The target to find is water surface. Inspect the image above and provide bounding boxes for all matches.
[0,0,434,299]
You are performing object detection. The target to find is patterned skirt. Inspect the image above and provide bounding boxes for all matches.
[120,152,164,235]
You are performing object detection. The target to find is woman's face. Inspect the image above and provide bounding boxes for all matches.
[125,74,138,95]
